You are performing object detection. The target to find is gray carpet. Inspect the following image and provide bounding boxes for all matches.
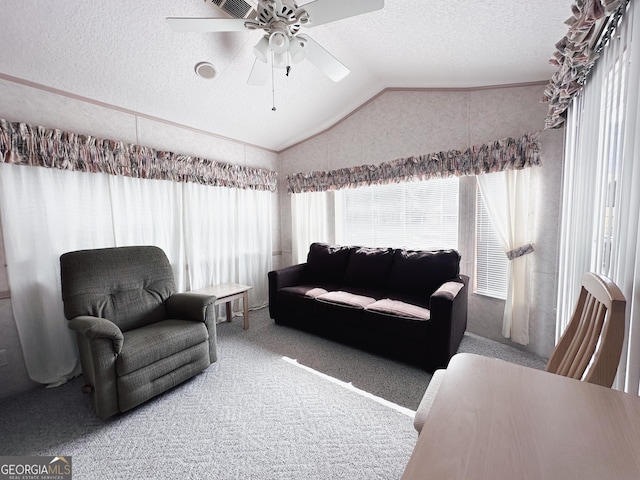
[0,308,546,479]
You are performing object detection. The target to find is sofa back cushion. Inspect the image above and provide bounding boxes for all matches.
[344,246,394,291]
[389,249,461,297]
[305,243,353,285]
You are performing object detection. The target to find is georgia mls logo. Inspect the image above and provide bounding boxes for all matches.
[49,457,71,474]
[0,455,72,479]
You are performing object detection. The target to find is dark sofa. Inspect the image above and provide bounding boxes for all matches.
[268,243,468,371]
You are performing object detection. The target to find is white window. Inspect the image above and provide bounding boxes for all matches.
[475,183,509,299]
[334,177,459,250]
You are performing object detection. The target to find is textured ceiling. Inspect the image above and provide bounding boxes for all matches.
[0,0,572,151]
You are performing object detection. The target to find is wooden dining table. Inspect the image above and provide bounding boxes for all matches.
[402,353,640,479]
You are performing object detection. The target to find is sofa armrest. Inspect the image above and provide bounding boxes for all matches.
[268,263,308,318]
[68,315,124,355]
[432,280,465,301]
[269,263,308,288]
[166,292,218,363]
[428,275,469,369]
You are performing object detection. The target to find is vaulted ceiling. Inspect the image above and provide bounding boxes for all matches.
[1,0,572,151]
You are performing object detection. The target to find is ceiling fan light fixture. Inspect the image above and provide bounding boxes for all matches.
[169,0,385,86]
[288,39,306,64]
[272,52,288,69]
[269,31,290,55]
[253,36,270,63]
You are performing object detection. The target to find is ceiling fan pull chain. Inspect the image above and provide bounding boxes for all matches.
[271,51,277,111]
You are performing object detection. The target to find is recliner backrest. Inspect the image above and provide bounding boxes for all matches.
[60,246,176,332]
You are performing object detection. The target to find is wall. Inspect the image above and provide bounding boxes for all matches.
[0,79,564,398]
[0,77,280,398]
[279,84,564,359]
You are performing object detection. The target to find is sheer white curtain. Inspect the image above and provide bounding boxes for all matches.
[0,164,115,384]
[237,188,273,307]
[109,175,187,290]
[0,164,273,385]
[477,168,536,345]
[183,183,238,292]
[291,191,330,264]
[182,183,272,308]
[558,1,640,393]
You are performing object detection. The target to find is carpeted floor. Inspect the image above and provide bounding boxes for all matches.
[0,308,546,479]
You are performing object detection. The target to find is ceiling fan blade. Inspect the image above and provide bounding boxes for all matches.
[166,17,248,33]
[247,58,270,86]
[298,34,349,82]
[303,0,384,27]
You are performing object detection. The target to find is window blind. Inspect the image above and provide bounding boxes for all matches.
[475,182,509,299]
[335,177,459,250]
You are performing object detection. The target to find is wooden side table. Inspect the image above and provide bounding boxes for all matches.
[193,283,252,330]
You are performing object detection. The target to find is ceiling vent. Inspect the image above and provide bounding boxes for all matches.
[211,0,257,19]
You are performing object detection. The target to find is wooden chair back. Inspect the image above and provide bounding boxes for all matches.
[547,272,626,387]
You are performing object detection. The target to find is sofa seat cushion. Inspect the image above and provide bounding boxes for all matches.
[386,292,430,309]
[339,286,387,301]
[316,291,377,308]
[117,319,209,376]
[279,285,329,299]
[365,299,431,321]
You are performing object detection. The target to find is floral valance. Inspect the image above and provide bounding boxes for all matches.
[0,119,278,192]
[287,132,541,194]
[542,0,629,129]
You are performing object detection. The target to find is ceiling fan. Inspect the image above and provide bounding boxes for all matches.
[167,0,384,85]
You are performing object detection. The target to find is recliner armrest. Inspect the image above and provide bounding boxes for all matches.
[166,293,217,323]
[68,315,124,355]
[166,292,218,364]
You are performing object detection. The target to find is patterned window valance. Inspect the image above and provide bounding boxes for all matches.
[287,132,541,194]
[0,119,278,192]
[542,0,629,129]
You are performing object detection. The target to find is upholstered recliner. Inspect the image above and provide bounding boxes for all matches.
[60,246,217,420]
